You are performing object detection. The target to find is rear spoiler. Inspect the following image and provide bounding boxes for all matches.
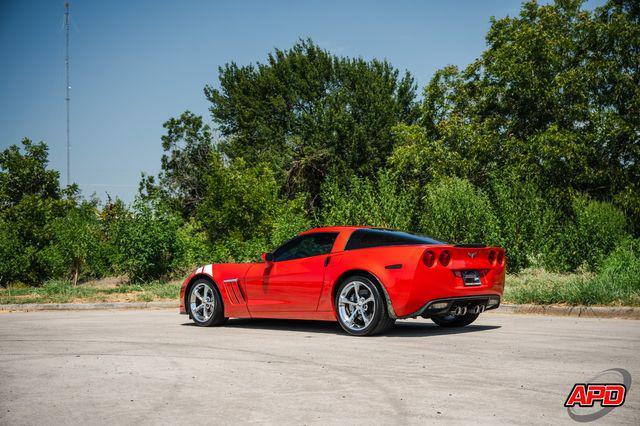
[454,243,486,248]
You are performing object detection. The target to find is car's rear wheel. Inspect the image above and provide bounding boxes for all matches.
[188,279,227,327]
[335,276,394,336]
[431,312,479,327]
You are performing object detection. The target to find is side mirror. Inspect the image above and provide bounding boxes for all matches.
[261,252,274,262]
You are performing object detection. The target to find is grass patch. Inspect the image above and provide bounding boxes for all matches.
[504,242,640,306]
[0,279,181,305]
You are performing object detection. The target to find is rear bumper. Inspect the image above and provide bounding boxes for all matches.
[399,294,501,319]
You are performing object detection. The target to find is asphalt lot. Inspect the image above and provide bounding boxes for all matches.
[0,310,638,425]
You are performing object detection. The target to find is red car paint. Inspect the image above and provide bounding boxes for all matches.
[179,226,505,321]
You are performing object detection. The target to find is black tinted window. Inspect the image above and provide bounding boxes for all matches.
[345,229,443,250]
[273,232,339,261]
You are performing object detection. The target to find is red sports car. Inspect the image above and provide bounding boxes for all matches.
[179,227,505,336]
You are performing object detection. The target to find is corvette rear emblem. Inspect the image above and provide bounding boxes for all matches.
[467,252,477,258]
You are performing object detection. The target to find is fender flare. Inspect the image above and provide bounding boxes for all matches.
[331,269,398,319]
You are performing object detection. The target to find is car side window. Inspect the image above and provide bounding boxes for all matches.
[272,232,338,262]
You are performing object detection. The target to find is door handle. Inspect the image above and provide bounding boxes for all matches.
[324,256,331,267]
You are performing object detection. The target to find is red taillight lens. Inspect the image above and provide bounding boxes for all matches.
[423,250,436,267]
[488,250,496,264]
[497,251,504,265]
[439,250,451,267]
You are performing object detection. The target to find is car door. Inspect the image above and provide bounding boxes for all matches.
[245,232,338,314]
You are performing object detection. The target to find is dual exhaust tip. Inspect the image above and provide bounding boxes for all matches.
[451,304,485,316]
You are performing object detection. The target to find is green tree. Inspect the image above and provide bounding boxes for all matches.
[140,111,215,219]
[0,218,30,286]
[402,0,639,225]
[42,203,105,285]
[0,139,76,284]
[196,155,298,243]
[206,39,418,203]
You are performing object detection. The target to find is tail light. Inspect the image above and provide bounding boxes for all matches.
[423,250,436,267]
[439,250,451,267]
[488,250,496,265]
[497,251,504,265]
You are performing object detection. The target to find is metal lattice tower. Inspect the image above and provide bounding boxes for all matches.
[64,2,70,186]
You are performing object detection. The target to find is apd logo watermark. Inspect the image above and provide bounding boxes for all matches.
[564,368,631,422]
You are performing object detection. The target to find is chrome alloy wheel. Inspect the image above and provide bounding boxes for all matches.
[190,283,215,323]
[338,281,375,331]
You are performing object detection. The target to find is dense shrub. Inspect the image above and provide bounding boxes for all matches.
[489,177,555,273]
[593,239,640,304]
[196,157,282,244]
[539,196,629,272]
[111,199,182,283]
[170,219,211,274]
[321,171,416,230]
[212,237,270,263]
[269,195,311,247]
[0,139,76,284]
[41,204,108,284]
[419,177,499,245]
[572,196,629,270]
[0,220,31,287]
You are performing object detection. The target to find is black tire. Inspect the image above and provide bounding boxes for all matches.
[334,275,394,336]
[431,312,479,328]
[187,279,228,327]
[373,314,396,335]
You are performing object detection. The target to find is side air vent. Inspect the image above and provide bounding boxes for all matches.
[222,278,245,304]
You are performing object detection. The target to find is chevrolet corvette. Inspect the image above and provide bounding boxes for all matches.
[179,226,505,336]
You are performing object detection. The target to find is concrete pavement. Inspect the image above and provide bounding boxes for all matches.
[0,310,638,425]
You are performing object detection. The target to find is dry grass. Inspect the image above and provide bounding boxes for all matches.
[0,278,181,305]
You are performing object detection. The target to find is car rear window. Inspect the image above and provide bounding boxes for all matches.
[344,229,444,251]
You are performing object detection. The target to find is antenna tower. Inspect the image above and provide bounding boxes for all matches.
[64,2,71,186]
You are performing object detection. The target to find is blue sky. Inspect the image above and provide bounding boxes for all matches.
[0,0,605,203]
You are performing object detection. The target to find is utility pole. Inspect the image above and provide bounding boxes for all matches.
[64,2,70,186]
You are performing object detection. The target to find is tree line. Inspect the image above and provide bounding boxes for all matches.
[1,0,638,286]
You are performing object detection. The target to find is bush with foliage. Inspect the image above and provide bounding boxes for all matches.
[41,203,107,284]
[592,239,640,304]
[572,196,629,271]
[196,157,281,244]
[321,171,416,230]
[419,177,499,245]
[488,176,552,272]
[0,139,77,285]
[170,219,211,274]
[111,199,182,283]
[269,195,311,247]
[540,196,630,272]
[0,219,31,286]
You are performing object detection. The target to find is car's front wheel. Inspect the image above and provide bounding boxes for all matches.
[431,312,479,327]
[335,276,395,336]
[188,279,227,327]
